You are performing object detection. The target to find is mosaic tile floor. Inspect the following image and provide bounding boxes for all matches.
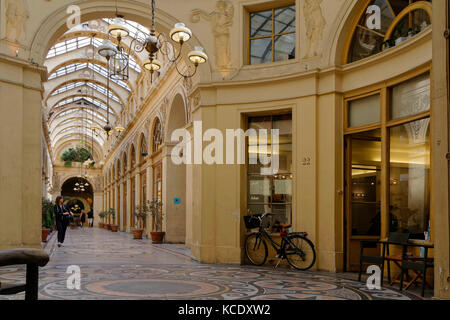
[0,228,425,300]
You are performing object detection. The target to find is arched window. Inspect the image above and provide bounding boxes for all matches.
[345,0,431,64]
[152,118,163,153]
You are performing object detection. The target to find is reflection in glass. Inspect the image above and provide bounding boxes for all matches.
[249,5,295,64]
[250,38,272,65]
[347,0,432,63]
[250,10,272,37]
[274,5,296,34]
[274,34,296,62]
[247,114,292,224]
[349,130,381,236]
[389,118,430,238]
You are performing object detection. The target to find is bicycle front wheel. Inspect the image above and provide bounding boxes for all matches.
[244,233,268,266]
[285,234,316,271]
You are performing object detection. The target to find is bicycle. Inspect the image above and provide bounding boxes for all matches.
[244,213,316,271]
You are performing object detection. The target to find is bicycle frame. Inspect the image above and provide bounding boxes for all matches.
[256,226,292,257]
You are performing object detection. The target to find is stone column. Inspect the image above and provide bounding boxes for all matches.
[0,55,45,250]
[164,144,187,244]
[146,165,153,236]
[93,191,103,227]
[185,123,194,248]
[126,175,131,232]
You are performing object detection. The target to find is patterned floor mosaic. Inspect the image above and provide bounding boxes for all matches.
[0,228,425,300]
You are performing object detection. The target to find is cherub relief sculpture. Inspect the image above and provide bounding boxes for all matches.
[191,0,234,71]
[303,0,326,58]
[5,0,29,44]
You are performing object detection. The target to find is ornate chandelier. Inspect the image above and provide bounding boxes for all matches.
[102,0,208,83]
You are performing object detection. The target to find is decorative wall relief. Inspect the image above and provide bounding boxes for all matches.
[52,172,61,192]
[191,0,234,71]
[94,175,103,192]
[303,0,326,58]
[5,0,29,44]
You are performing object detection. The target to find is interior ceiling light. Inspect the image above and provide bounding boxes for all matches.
[106,0,208,83]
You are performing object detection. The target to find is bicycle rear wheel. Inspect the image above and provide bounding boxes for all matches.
[244,233,268,266]
[285,234,316,271]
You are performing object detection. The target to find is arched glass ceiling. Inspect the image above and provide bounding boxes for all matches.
[53,116,105,129]
[51,97,115,117]
[51,107,108,124]
[51,81,84,96]
[44,18,152,153]
[51,82,121,104]
[52,133,105,148]
[46,36,141,72]
[86,82,121,103]
[48,62,131,91]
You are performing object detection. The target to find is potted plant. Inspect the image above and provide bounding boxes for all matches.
[109,208,119,232]
[41,197,54,242]
[98,211,106,228]
[132,204,148,239]
[149,200,165,244]
[105,210,112,230]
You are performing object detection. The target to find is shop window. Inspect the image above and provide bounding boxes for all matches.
[348,94,381,128]
[249,4,296,65]
[247,114,292,224]
[389,118,430,238]
[345,0,432,64]
[344,72,431,241]
[349,129,382,236]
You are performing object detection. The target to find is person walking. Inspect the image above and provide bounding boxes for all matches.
[80,210,86,228]
[54,196,72,247]
[87,207,94,228]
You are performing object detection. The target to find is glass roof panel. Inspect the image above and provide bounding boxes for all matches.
[85,82,121,103]
[48,36,141,73]
[48,62,131,91]
[51,82,85,96]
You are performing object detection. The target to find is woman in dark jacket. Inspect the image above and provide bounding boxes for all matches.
[54,196,72,247]
[87,207,94,227]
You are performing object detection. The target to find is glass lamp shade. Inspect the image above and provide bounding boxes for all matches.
[108,17,129,39]
[98,39,118,59]
[110,51,129,81]
[115,125,125,133]
[188,46,208,65]
[75,183,80,186]
[143,58,162,72]
[170,23,192,43]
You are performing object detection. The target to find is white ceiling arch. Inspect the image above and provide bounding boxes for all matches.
[48,94,120,119]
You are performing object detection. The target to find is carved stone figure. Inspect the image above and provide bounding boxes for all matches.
[94,175,103,192]
[52,172,61,192]
[5,0,29,44]
[303,0,326,58]
[191,0,234,71]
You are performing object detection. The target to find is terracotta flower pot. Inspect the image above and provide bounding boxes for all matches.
[132,228,144,239]
[106,224,111,230]
[110,224,119,232]
[99,222,104,228]
[42,227,50,243]
[150,231,165,244]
